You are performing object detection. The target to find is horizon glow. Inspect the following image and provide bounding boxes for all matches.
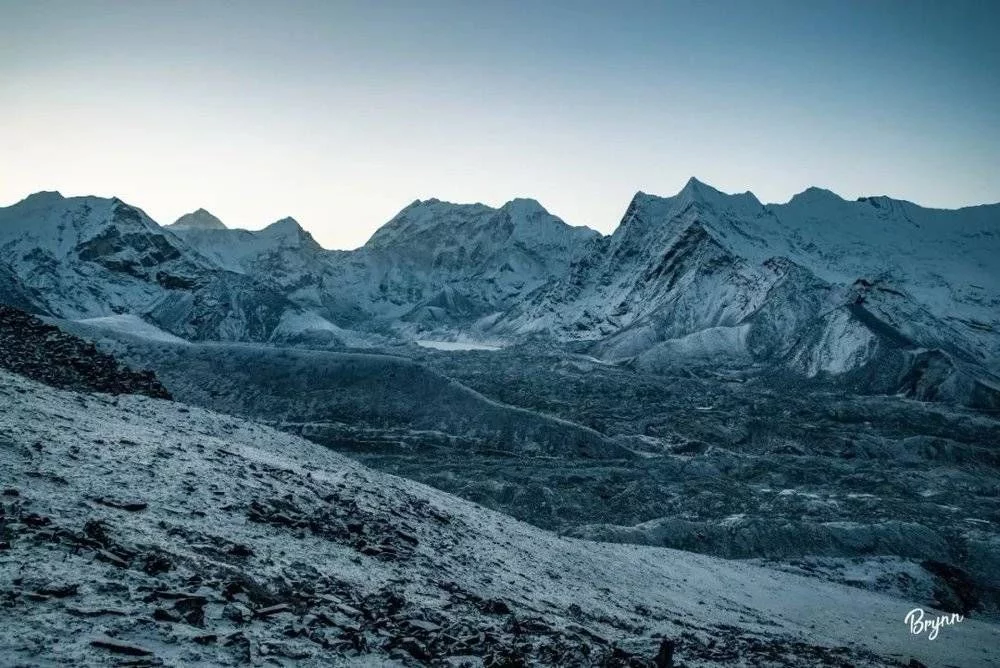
[2,0,998,249]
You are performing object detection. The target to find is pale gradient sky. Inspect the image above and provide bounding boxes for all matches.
[2,0,998,249]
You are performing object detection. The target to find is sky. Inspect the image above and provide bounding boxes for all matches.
[1,0,998,249]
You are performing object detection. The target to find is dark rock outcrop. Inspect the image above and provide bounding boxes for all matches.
[0,304,170,398]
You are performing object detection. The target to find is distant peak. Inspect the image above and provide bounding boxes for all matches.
[676,177,725,200]
[501,198,548,216]
[263,216,303,233]
[683,176,707,190]
[785,187,845,207]
[404,197,490,212]
[256,216,322,250]
[20,191,65,206]
[28,190,64,199]
[857,195,890,205]
[672,177,761,209]
[169,208,227,230]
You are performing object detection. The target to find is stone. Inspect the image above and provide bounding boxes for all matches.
[256,603,293,618]
[95,549,128,568]
[90,636,154,656]
[655,638,675,668]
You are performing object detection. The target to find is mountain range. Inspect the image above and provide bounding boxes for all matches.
[1,179,997,406]
[3,180,1000,665]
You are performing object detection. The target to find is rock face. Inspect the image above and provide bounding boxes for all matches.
[0,192,210,318]
[0,304,170,398]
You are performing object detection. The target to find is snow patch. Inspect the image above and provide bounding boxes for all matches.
[74,314,189,344]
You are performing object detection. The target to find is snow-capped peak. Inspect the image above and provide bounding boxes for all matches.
[500,197,548,217]
[261,216,303,234]
[677,176,711,197]
[18,190,65,205]
[614,179,763,238]
[674,177,762,210]
[791,186,843,202]
[2,191,70,222]
[675,176,732,203]
[168,208,227,230]
[363,200,495,249]
[256,216,321,250]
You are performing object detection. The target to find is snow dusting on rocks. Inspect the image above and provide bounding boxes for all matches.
[1,371,997,666]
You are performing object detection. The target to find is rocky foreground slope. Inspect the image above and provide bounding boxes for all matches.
[1,370,997,667]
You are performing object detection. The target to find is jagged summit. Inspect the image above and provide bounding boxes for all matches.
[855,194,917,210]
[364,200,494,249]
[5,191,73,219]
[673,177,763,210]
[169,208,227,230]
[401,197,488,212]
[677,176,712,197]
[625,178,764,213]
[615,178,763,236]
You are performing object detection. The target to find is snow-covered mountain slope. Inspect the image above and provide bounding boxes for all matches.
[0,194,342,344]
[164,199,600,339]
[118,195,600,343]
[2,182,997,403]
[321,197,600,329]
[164,213,366,344]
[0,191,212,318]
[495,179,782,341]
[2,368,997,667]
[0,261,40,313]
[167,211,326,277]
[491,178,1000,406]
[74,313,190,344]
